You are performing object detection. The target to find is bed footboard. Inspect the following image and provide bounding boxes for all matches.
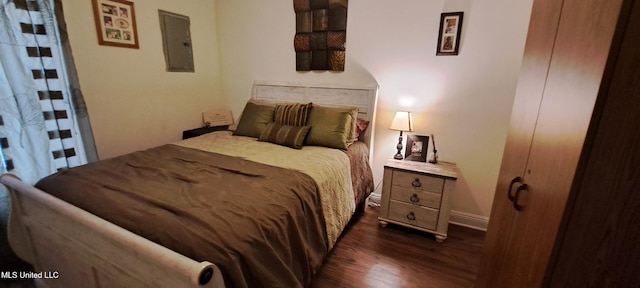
[0,174,225,288]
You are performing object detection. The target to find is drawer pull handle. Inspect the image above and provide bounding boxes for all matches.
[406,212,416,221]
[412,178,421,188]
[410,194,420,203]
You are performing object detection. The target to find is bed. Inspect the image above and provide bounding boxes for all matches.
[0,81,378,288]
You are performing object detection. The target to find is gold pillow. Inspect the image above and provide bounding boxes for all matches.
[233,101,275,138]
[305,105,358,149]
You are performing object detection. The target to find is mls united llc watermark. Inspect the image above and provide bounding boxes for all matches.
[1,271,60,279]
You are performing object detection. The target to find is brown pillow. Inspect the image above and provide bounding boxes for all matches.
[233,101,275,138]
[274,102,313,126]
[258,122,311,149]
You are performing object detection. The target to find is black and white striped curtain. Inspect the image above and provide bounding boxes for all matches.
[0,0,96,184]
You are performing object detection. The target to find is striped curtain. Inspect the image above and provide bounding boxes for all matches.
[0,0,96,184]
[1,0,99,268]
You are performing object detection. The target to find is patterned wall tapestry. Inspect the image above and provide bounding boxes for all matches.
[294,0,348,71]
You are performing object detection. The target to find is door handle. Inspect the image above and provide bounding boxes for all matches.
[508,176,522,202]
[513,184,527,211]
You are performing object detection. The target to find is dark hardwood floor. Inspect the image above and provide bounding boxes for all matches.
[0,206,484,288]
[311,206,485,288]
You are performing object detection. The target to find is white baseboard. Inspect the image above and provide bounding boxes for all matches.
[366,192,381,207]
[449,210,489,231]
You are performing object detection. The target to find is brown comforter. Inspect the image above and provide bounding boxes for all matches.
[36,144,328,288]
[345,142,375,208]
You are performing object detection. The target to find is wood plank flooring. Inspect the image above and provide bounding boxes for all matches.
[0,206,485,288]
[311,206,485,288]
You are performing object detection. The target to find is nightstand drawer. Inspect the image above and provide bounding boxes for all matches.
[379,160,457,242]
[392,170,444,194]
[388,200,438,230]
[390,188,442,209]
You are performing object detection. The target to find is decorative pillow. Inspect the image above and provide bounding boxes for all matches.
[258,122,311,149]
[233,101,275,138]
[354,118,370,141]
[274,102,313,126]
[305,105,358,150]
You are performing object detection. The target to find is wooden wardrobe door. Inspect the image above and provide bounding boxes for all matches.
[507,0,624,285]
[477,0,625,286]
[547,1,640,285]
[476,0,563,285]
[500,0,622,287]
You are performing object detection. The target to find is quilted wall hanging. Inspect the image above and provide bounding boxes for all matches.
[294,0,348,71]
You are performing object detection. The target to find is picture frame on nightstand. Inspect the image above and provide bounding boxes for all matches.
[405,135,429,162]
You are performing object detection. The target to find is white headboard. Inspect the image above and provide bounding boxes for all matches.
[251,80,379,151]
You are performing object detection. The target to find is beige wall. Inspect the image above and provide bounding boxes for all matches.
[60,0,533,222]
[60,0,224,159]
[215,0,533,222]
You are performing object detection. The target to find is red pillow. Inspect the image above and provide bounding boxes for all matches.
[354,118,370,141]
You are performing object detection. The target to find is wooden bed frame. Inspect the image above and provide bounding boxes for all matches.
[1,81,378,288]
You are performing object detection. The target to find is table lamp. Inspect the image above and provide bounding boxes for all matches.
[390,111,413,160]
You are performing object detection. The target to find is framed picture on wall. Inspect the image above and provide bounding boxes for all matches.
[436,12,464,55]
[405,135,429,162]
[92,0,139,49]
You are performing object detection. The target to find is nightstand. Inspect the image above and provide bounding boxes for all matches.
[378,159,458,242]
[182,126,229,140]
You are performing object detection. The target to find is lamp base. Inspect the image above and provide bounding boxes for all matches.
[394,133,404,160]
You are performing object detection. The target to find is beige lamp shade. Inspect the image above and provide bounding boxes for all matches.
[390,111,413,132]
[390,111,413,160]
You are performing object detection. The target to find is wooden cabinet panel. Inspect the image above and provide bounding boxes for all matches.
[505,0,623,285]
[547,1,640,285]
[477,0,564,285]
[477,0,627,286]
